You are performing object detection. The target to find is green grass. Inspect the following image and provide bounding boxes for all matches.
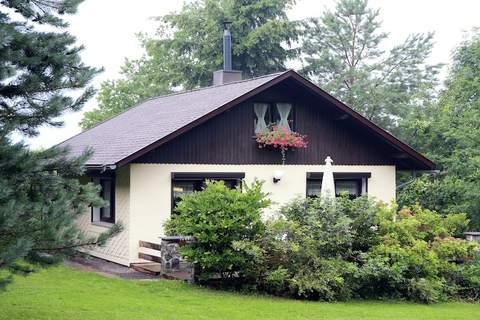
[0,265,478,320]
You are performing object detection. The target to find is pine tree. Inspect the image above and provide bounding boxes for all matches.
[0,0,120,288]
[301,0,440,133]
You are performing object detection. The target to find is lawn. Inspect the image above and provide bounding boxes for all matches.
[0,265,478,320]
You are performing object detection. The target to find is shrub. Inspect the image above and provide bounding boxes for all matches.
[288,257,358,301]
[262,198,479,303]
[254,196,377,300]
[406,278,446,304]
[448,256,480,301]
[263,267,289,296]
[397,175,478,229]
[166,182,479,303]
[359,205,478,303]
[279,195,380,259]
[164,180,270,281]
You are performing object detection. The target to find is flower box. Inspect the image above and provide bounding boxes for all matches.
[255,125,308,164]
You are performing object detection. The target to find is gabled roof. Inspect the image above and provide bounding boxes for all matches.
[57,70,435,170]
[56,72,286,166]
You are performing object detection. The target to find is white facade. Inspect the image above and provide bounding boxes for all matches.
[77,163,396,266]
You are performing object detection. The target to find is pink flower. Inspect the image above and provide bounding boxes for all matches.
[255,125,308,151]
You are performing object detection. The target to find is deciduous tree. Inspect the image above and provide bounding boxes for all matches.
[398,30,480,228]
[80,0,300,129]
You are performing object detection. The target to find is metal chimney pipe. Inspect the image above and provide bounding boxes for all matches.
[223,21,232,71]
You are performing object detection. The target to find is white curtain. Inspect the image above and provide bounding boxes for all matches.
[254,103,268,133]
[276,103,292,131]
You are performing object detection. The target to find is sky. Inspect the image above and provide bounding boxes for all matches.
[25,0,480,149]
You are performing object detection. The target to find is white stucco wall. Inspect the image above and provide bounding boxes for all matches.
[128,163,396,263]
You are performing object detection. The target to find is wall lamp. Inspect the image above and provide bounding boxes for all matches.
[273,170,284,183]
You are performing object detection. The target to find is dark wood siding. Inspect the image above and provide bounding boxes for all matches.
[134,79,397,165]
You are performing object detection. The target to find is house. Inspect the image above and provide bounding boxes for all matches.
[57,28,434,266]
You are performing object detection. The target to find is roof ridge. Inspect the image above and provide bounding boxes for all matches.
[53,70,289,152]
[141,70,288,103]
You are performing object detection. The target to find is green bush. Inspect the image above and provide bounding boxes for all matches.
[448,256,480,301]
[165,182,479,303]
[278,196,380,259]
[359,205,478,303]
[164,180,270,280]
[397,176,478,229]
[260,198,479,303]
[253,196,377,301]
[288,257,358,301]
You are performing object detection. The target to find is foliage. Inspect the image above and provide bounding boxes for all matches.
[168,182,479,303]
[280,196,379,257]
[448,256,480,301]
[398,175,472,222]
[2,266,480,320]
[164,180,271,280]
[358,205,477,303]
[0,0,101,136]
[301,0,440,133]
[254,196,380,301]
[288,256,358,301]
[255,125,307,164]
[0,0,120,289]
[398,30,480,228]
[80,0,300,129]
[245,195,478,303]
[0,136,123,289]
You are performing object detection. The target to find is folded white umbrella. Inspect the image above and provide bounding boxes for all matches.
[321,156,335,201]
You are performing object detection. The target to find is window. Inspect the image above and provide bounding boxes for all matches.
[306,179,322,198]
[335,180,362,198]
[254,102,294,133]
[306,172,370,199]
[172,180,204,208]
[91,177,115,224]
[171,173,245,210]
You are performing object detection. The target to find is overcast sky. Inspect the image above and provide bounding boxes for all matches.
[25,0,479,149]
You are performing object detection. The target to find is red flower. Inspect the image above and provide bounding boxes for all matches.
[255,125,308,151]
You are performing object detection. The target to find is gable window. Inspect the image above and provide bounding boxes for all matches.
[91,177,115,224]
[254,102,294,133]
[306,172,370,199]
[171,173,245,210]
